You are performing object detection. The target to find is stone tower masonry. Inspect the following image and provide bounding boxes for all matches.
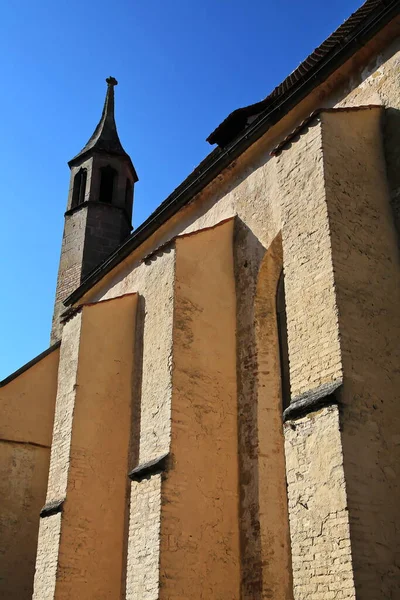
[51,77,138,343]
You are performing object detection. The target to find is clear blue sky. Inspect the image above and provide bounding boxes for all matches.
[0,0,363,379]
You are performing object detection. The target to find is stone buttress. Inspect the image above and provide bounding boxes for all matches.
[275,106,400,600]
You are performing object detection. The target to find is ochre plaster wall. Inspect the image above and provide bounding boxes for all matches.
[0,347,59,600]
[34,294,137,600]
[159,220,240,599]
[96,247,175,468]
[1,347,60,447]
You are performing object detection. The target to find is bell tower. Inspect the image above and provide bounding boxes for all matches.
[51,77,138,343]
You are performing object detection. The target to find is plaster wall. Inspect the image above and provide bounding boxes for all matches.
[32,509,61,600]
[0,347,59,600]
[34,295,138,599]
[0,347,59,446]
[33,312,84,600]
[334,37,400,239]
[159,220,240,599]
[0,444,52,600]
[233,218,268,599]
[90,248,175,466]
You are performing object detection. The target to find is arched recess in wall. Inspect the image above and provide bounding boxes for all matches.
[254,231,293,600]
[99,165,117,204]
[71,168,87,208]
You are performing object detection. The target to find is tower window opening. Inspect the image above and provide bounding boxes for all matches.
[71,168,87,208]
[125,179,133,213]
[99,166,117,204]
[276,270,290,412]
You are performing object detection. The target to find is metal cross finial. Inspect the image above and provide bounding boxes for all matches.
[106,76,118,87]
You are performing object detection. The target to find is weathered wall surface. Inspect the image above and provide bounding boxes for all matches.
[0,347,59,600]
[285,406,356,600]
[0,443,53,600]
[82,202,131,278]
[276,121,353,600]
[253,233,293,600]
[34,295,137,600]
[95,248,176,467]
[335,36,400,241]
[52,207,87,343]
[277,120,342,399]
[233,218,266,599]
[322,108,400,599]
[52,150,134,344]
[126,473,162,600]
[275,105,400,599]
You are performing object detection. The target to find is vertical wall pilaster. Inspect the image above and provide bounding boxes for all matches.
[322,107,400,599]
[125,248,175,600]
[277,117,355,600]
[34,294,137,600]
[125,220,240,600]
[161,219,240,599]
[277,105,400,599]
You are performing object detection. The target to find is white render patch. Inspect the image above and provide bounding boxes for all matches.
[126,475,162,600]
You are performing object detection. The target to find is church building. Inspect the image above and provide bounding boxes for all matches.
[1,1,400,598]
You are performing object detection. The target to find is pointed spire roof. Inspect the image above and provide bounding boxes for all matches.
[69,77,133,169]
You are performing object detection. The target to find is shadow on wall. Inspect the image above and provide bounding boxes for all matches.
[234,220,293,600]
[121,293,146,600]
[383,108,400,247]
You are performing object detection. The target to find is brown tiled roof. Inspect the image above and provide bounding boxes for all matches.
[207,0,397,147]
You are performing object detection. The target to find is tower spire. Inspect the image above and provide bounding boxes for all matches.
[69,76,130,166]
[51,77,137,343]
